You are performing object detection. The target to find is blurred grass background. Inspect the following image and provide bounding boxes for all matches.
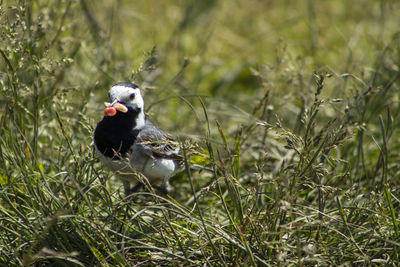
[1,0,400,265]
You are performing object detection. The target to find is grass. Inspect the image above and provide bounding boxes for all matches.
[1,0,400,265]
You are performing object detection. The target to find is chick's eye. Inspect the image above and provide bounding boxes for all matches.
[129,93,135,100]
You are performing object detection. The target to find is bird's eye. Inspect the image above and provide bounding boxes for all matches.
[129,93,135,100]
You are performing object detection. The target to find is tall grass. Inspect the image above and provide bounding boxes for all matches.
[1,0,400,265]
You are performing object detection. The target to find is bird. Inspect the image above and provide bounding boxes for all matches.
[93,82,182,195]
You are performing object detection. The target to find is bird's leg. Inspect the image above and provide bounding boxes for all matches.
[123,181,131,196]
[131,182,144,193]
[123,181,144,197]
[157,177,172,195]
[164,178,172,194]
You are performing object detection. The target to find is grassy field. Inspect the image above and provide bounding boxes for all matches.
[1,0,400,265]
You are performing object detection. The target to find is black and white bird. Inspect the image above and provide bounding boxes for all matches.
[94,82,182,195]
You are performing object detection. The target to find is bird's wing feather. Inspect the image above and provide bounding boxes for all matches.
[134,120,182,160]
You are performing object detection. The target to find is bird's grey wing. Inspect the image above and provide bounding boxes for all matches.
[135,121,182,160]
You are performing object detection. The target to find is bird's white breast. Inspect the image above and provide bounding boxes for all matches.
[129,149,176,182]
[96,144,176,185]
[95,146,136,183]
